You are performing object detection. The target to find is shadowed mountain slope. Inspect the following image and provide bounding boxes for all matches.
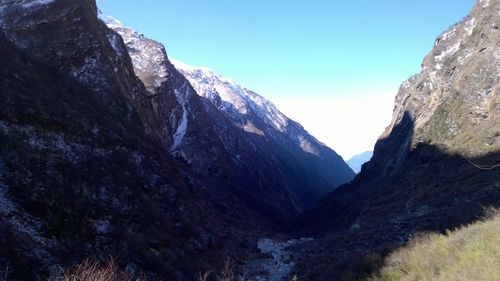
[100,15,354,219]
[0,1,256,279]
[295,0,500,279]
[0,0,353,279]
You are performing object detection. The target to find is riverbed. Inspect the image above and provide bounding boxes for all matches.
[241,237,314,281]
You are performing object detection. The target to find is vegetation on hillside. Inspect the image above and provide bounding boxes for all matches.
[368,210,500,281]
[57,259,141,281]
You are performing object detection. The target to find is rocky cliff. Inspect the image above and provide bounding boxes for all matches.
[0,0,354,279]
[173,60,354,199]
[0,1,252,279]
[296,0,500,279]
[100,15,354,219]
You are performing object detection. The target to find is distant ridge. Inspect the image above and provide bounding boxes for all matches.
[346,151,373,173]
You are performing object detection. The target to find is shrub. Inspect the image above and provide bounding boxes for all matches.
[197,259,242,281]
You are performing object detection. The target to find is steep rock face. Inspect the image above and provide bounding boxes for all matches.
[296,1,499,279]
[0,1,245,279]
[97,14,214,160]
[370,0,499,177]
[102,16,354,218]
[173,60,355,195]
[0,0,351,278]
[313,0,500,230]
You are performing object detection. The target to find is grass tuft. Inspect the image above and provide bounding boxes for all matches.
[368,210,500,281]
[62,259,142,281]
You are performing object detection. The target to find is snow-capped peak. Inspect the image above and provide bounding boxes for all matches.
[170,59,244,93]
[172,59,323,156]
[171,59,290,133]
[97,11,124,28]
[94,12,324,157]
[170,59,215,75]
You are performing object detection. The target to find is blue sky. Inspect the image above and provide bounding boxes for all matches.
[97,0,475,158]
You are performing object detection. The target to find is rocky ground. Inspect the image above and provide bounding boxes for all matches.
[239,238,314,281]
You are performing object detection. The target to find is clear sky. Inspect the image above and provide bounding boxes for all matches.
[97,0,476,159]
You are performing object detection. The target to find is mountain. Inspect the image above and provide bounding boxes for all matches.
[100,14,354,220]
[4,0,495,279]
[0,1,244,279]
[0,0,353,279]
[171,60,355,193]
[346,151,373,174]
[295,0,500,279]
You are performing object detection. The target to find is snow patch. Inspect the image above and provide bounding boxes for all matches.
[21,0,53,8]
[494,50,500,61]
[429,70,438,85]
[170,59,214,75]
[170,89,189,152]
[243,121,265,136]
[401,80,412,90]
[98,12,124,28]
[464,18,476,36]
[481,0,491,7]
[172,59,252,115]
[438,26,457,43]
[435,42,461,62]
[457,48,474,65]
[298,135,320,156]
[105,32,123,56]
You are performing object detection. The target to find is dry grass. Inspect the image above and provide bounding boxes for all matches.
[368,210,500,281]
[59,257,240,281]
[197,259,246,281]
[61,259,142,281]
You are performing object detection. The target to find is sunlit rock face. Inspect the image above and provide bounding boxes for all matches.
[173,60,321,155]
[382,0,500,162]
[304,0,500,233]
[0,1,354,278]
[296,2,500,279]
[0,0,242,279]
[101,15,354,217]
[174,59,355,190]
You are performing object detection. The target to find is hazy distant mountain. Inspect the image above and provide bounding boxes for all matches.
[346,151,373,173]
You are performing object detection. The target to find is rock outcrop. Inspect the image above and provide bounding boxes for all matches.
[0,0,353,279]
[173,60,355,206]
[100,15,354,219]
[296,0,500,279]
[0,1,244,279]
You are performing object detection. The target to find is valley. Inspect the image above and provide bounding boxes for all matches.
[0,0,499,280]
